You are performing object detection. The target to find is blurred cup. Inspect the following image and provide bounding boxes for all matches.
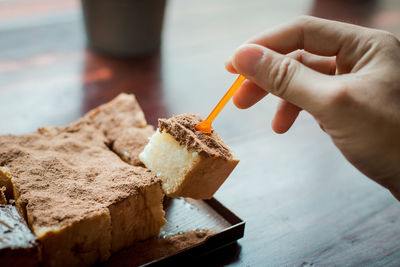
[81,0,166,57]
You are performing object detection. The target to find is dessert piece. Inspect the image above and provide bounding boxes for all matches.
[111,126,155,166]
[140,114,239,199]
[84,93,155,166]
[85,93,148,131]
[0,94,166,266]
[0,204,40,266]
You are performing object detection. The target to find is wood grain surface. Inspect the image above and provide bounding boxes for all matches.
[1,0,400,266]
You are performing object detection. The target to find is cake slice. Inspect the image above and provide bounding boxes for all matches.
[0,204,40,266]
[0,94,166,266]
[83,93,155,166]
[110,126,155,166]
[139,114,239,199]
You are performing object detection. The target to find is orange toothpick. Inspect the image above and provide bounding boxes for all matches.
[195,74,246,134]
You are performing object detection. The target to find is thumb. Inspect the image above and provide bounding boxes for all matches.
[232,44,336,112]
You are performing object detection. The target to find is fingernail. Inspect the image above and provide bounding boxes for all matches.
[233,45,264,76]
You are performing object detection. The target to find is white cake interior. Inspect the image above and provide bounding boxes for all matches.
[139,130,201,195]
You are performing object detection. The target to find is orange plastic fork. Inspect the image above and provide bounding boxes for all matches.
[195,75,246,134]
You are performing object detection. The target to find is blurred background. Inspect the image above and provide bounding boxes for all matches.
[1,0,400,266]
[0,0,399,137]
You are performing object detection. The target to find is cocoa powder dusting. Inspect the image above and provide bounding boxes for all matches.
[158,114,233,160]
[82,93,153,166]
[0,95,223,265]
[111,126,155,166]
[0,94,160,228]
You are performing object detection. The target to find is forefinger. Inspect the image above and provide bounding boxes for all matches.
[232,50,336,109]
[248,16,361,55]
[226,16,365,73]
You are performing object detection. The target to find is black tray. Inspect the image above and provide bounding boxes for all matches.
[102,197,245,266]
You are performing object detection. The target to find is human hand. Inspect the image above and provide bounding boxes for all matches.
[225,16,400,199]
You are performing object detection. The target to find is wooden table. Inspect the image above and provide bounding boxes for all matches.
[1,0,400,265]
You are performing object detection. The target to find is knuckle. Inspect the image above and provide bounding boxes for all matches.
[295,15,315,32]
[369,29,399,47]
[289,50,303,61]
[377,30,397,40]
[295,15,314,25]
[383,31,400,47]
[326,82,352,108]
[360,29,400,64]
[267,57,298,98]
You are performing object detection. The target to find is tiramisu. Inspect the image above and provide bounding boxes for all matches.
[140,113,239,199]
[0,94,166,266]
[0,94,239,265]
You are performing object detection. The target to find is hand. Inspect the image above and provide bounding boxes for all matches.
[225,16,400,200]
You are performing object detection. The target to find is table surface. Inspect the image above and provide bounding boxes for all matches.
[1,0,400,266]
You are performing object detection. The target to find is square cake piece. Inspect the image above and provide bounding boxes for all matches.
[140,114,239,199]
[0,94,166,266]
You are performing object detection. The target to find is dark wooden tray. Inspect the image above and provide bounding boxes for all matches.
[101,197,245,266]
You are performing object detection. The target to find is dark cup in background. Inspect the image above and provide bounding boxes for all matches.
[81,0,166,57]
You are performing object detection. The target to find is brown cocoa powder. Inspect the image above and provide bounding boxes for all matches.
[0,94,160,228]
[158,113,233,160]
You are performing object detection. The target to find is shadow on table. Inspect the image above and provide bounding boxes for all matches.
[80,49,169,127]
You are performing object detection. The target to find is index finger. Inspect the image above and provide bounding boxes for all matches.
[249,15,364,56]
[226,16,368,73]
